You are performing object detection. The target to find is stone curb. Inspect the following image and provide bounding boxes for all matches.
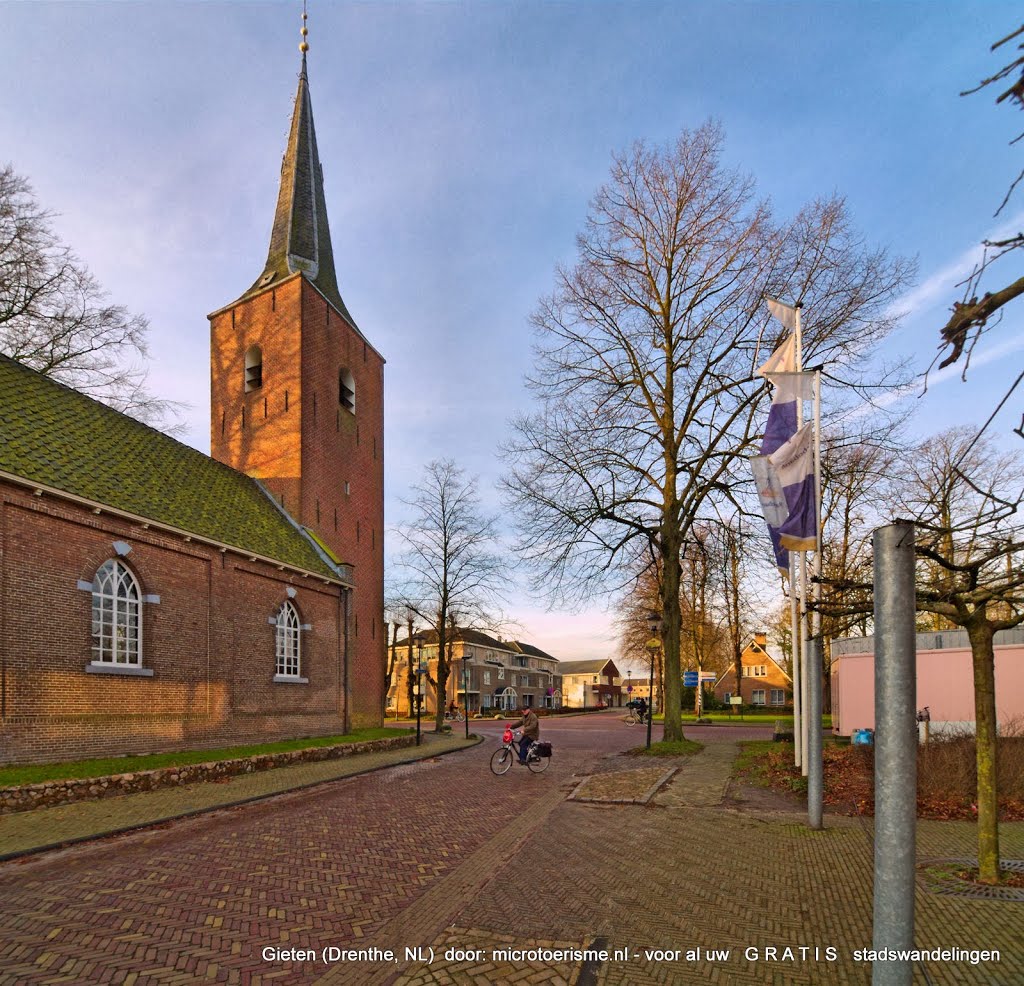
[0,734,420,815]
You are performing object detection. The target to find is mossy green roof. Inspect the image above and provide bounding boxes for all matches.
[0,356,342,581]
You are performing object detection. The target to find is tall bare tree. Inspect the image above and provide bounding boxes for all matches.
[0,164,178,426]
[393,460,508,732]
[821,426,1024,883]
[503,121,913,740]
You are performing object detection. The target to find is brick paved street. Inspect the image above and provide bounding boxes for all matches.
[0,712,1020,985]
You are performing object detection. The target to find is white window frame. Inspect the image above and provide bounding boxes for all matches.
[752,689,766,706]
[770,688,785,706]
[90,559,144,669]
[274,600,306,681]
[497,667,505,680]
[483,670,491,685]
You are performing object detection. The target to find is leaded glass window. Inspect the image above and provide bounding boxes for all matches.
[91,560,142,666]
[275,601,301,677]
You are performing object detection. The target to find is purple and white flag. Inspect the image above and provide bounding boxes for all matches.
[770,422,817,552]
[750,454,789,575]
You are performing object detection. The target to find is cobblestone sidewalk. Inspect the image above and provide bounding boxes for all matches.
[0,732,477,860]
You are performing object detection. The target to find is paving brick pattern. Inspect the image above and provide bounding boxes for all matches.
[0,715,1020,986]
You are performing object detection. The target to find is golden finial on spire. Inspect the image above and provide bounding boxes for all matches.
[300,0,309,53]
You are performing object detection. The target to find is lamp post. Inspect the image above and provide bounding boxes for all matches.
[646,612,663,750]
[627,669,632,709]
[415,638,425,746]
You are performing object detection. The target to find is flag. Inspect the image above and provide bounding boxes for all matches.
[770,422,817,552]
[757,333,795,377]
[765,297,799,332]
[750,454,790,575]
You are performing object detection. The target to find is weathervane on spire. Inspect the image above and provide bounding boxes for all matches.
[300,0,309,54]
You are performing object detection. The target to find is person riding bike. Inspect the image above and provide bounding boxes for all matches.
[508,706,540,764]
[636,697,648,723]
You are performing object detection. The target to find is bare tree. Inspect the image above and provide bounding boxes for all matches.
[392,460,508,732]
[0,164,179,426]
[934,25,1024,440]
[503,121,913,741]
[821,426,1024,884]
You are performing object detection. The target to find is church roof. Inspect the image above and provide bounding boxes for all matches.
[238,53,358,328]
[0,355,345,582]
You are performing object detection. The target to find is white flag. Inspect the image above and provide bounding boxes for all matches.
[757,333,796,377]
[765,297,799,332]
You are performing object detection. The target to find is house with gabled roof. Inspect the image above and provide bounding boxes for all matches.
[0,41,385,764]
[558,658,625,708]
[386,629,562,716]
[712,632,792,708]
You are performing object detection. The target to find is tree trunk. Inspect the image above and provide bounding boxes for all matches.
[967,619,1001,883]
[406,617,414,716]
[661,531,683,741]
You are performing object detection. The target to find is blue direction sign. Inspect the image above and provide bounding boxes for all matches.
[683,672,699,687]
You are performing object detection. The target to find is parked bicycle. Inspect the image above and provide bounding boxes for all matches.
[490,725,551,774]
[443,708,466,722]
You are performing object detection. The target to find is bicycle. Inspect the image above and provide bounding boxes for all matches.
[624,707,649,725]
[490,726,551,774]
[443,708,466,722]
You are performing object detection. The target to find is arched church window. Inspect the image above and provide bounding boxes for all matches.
[245,345,263,393]
[91,560,142,666]
[339,368,355,413]
[274,600,302,678]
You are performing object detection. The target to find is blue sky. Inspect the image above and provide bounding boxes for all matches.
[2,1,1022,662]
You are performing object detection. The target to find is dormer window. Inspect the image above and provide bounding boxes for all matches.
[245,345,263,393]
[339,368,355,413]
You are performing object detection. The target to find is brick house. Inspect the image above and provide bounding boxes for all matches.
[559,659,625,708]
[0,48,385,764]
[713,633,792,708]
[387,630,562,716]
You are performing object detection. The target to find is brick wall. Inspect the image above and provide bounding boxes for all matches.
[209,275,385,732]
[0,482,353,764]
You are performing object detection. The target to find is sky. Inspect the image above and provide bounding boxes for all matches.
[2,0,1023,666]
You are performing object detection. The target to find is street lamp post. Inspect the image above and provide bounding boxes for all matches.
[646,612,663,750]
[415,638,425,746]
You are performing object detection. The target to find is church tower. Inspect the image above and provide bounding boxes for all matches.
[208,21,385,728]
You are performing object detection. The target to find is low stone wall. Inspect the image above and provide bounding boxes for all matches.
[0,734,417,816]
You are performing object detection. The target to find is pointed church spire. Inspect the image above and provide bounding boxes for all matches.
[244,6,357,327]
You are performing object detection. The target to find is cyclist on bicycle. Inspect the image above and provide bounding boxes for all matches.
[508,706,540,764]
[636,697,648,723]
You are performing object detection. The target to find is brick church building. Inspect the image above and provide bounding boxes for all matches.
[0,47,385,764]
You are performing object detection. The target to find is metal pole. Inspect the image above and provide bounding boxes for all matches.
[872,522,916,986]
[464,656,470,739]
[791,555,802,768]
[646,644,655,750]
[806,637,823,829]
[806,365,824,830]
[800,553,810,777]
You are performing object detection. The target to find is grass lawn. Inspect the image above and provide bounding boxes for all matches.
[650,713,832,728]
[0,727,412,788]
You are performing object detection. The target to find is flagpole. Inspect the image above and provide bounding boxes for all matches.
[790,554,801,768]
[792,304,804,770]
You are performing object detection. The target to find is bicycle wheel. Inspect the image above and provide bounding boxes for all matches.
[625,712,637,725]
[526,750,550,773]
[490,748,514,775]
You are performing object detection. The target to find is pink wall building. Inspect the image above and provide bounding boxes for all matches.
[831,628,1024,736]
